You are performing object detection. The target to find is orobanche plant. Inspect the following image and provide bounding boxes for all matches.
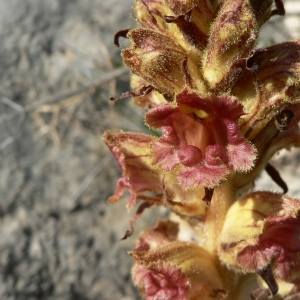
[104,0,300,299]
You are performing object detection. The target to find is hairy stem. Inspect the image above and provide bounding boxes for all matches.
[204,180,234,254]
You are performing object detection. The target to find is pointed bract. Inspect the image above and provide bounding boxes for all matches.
[122,29,187,97]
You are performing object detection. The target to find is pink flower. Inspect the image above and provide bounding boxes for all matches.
[146,89,256,189]
[103,131,208,217]
[220,192,300,285]
[131,239,226,300]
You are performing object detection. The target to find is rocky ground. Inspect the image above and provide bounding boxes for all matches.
[0,1,299,300]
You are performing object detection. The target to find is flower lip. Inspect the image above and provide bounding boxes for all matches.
[177,145,203,166]
[205,144,228,166]
[133,262,190,300]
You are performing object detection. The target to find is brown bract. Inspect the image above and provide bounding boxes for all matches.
[122,29,188,97]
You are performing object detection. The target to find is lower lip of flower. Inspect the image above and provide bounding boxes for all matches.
[177,145,203,166]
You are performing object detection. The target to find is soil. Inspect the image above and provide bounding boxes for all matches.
[0,1,299,300]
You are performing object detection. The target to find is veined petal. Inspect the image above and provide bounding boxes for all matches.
[220,192,300,284]
[103,131,162,209]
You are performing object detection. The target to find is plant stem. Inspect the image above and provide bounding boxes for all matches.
[204,180,234,255]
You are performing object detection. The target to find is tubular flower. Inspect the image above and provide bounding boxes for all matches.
[146,89,256,189]
[105,0,300,299]
[202,0,258,90]
[131,220,226,300]
[219,192,300,296]
[122,29,189,96]
[103,130,208,217]
[130,74,167,108]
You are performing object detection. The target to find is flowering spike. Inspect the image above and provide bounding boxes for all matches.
[104,0,300,298]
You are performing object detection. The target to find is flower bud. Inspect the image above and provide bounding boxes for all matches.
[202,0,258,90]
[122,29,187,97]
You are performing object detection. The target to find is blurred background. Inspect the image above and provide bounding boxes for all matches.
[0,1,299,299]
